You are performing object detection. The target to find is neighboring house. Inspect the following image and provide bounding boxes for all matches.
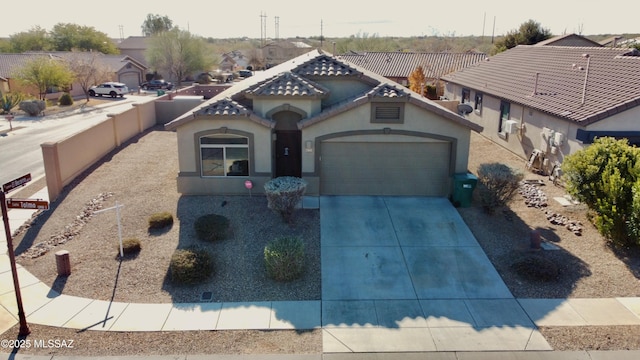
[0,52,147,98]
[535,33,603,47]
[261,40,312,68]
[116,36,149,67]
[442,45,640,174]
[165,50,482,197]
[220,51,250,72]
[338,51,487,95]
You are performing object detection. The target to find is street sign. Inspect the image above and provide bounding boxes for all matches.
[2,173,31,194]
[5,198,49,210]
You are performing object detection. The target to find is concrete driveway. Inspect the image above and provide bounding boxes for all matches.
[320,196,551,352]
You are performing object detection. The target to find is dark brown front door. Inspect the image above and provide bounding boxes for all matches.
[275,130,301,177]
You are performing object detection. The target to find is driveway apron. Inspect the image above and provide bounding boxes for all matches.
[320,196,551,353]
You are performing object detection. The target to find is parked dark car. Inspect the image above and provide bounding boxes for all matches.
[141,80,173,90]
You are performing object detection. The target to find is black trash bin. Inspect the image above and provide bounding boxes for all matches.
[452,173,478,207]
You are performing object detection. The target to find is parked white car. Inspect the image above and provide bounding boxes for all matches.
[89,82,129,98]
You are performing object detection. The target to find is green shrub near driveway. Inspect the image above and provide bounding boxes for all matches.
[194,214,230,241]
[264,236,305,282]
[170,248,212,285]
[476,162,523,214]
[58,92,73,106]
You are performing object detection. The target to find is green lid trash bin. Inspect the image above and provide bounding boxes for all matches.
[157,90,165,96]
[452,173,478,207]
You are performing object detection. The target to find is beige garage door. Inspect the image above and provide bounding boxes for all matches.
[320,141,451,196]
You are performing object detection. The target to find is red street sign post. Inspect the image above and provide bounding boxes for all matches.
[1,173,38,336]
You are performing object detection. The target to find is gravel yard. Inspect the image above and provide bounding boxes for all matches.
[4,127,640,355]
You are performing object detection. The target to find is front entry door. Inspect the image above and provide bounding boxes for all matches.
[275,130,302,177]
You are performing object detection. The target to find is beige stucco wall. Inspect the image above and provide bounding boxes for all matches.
[302,101,471,175]
[445,83,593,173]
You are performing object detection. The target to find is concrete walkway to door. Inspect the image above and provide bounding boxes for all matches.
[320,196,551,352]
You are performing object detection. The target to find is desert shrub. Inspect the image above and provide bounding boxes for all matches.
[58,92,73,106]
[562,137,640,247]
[194,214,229,241]
[170,248,212,285]
[511,255,559,282]
[148,211,174,230]
[264,236,305,282]
[0,91,24,114]
[264,176,307,223]
[476,162,523,214]
[120,238,141,255]
[19,99,46,116]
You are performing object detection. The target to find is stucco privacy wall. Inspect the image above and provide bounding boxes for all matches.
[41,96,200,202]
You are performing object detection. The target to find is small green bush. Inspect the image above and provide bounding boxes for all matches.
[476,162,524,214]
[120,238,141,255]
[148,211,174,230]
[58,92,73,106]
[264,176,307,223]
[511,255,559,282]
[194,214,230,241]
[19,99,46,116]
[264,236,305,282]
[170,248,212,285]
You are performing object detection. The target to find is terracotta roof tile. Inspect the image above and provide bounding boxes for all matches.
[246,72,329,97]
[195,98,250,116]
[442,46,640,124]
[294,54,362,77]
[368,83,410,98]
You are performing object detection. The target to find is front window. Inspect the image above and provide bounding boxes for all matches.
[200,135,249,177]
[498,101,511,133]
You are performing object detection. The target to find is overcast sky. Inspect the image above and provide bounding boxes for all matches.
[2,0,637,40]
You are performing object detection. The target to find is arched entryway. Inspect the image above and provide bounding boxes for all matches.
[273,110,303,177]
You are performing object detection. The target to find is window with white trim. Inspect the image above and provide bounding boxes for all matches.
[200,135,249,177]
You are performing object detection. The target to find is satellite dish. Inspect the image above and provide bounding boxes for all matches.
[457,103,473,115]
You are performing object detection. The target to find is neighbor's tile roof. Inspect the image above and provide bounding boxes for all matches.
[0,53,61,78]
[245,72,329,97]
[338,51,487,79]
[116,36,150,50]
[442,45,640,125]
[293,54,363,77]
[194,98,250,116]
[534,34,602,47]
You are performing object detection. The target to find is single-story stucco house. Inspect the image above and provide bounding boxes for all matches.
[442,45,640,174]
[165,49,482,197]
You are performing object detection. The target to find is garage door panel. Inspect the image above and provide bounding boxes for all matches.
[320,142,450,196]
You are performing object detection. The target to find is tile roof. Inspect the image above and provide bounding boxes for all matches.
[245,72,329,97]
[0,53,61,78]
[368,83,410,99]
[442,45,640,125]
[293,54,363,77]
[338,51,487,79]
[116,36,150,50]
[194,98,250,116]
[535,34,602,47]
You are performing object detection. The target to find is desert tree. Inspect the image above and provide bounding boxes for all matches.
[67,52,113,101]
[50,23,118,54]
[146,28,214,87]
[141,14,173,36]
[8,26,52,52]
[492,20,552,54]
[13,56,74,100]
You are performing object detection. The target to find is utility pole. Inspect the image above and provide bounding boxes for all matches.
[260,11,267,47]
[275,16,279,40]
[320,19,324,48]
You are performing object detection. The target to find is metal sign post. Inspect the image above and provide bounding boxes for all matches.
[94,201,125,258]
[1,173,42,336]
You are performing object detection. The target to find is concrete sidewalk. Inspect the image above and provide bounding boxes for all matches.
[2,193,640,355]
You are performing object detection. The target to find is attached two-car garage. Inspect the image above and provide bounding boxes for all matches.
[319,137,452,196]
